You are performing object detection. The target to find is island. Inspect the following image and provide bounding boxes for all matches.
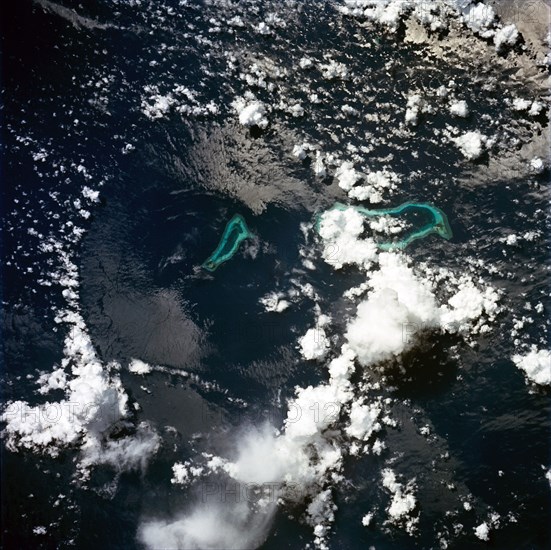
[318,202,453,251]
[202,214,252,271]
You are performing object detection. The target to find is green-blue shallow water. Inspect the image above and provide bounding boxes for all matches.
[202,214,252,272]
[318,202,453,251]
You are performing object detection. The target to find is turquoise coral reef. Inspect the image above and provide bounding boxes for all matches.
[318,202,453,251]
[202,214,252,271]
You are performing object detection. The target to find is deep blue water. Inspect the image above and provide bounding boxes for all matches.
[1,1,550,549]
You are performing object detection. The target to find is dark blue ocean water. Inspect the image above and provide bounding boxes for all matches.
[1,1,550,549]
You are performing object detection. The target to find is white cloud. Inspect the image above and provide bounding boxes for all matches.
[2,322,128,454]
[299,328,329,361]
[79,422,160,474]
[474,521,490,541]
[461,3,495,37]
[128,358,153,375]
[494,24,518,51]
[234,100,268,129]
[37,368,67,394]
[405,94,424,126]
[452,131,488,160]
[318,207,378,270]
[335,162,361,192]
[449,100,469,118]
[140,501,275,550]
[346,253,440,366]
[381,469,418,533]
[346,288,420,366]
[260,292,290,313]
[512,348,551,386]
[345,400,381,440]
[362,512,373,526]
[439,281,500,333]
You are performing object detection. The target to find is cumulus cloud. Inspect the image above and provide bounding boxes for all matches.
[452,131,490,160]
[381,468,418,534]
[148,208,503,548]
[128,358,153,375]
[512,348,551,386]
[299,327,330,361]
[345,253,440,366]
[140,500,275,550]
[233,100,268,129]
[79,422,160,474]
[317,206,378,270]
[2,321,128,454]
[346,288,421,366]
[344,252,500,366]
